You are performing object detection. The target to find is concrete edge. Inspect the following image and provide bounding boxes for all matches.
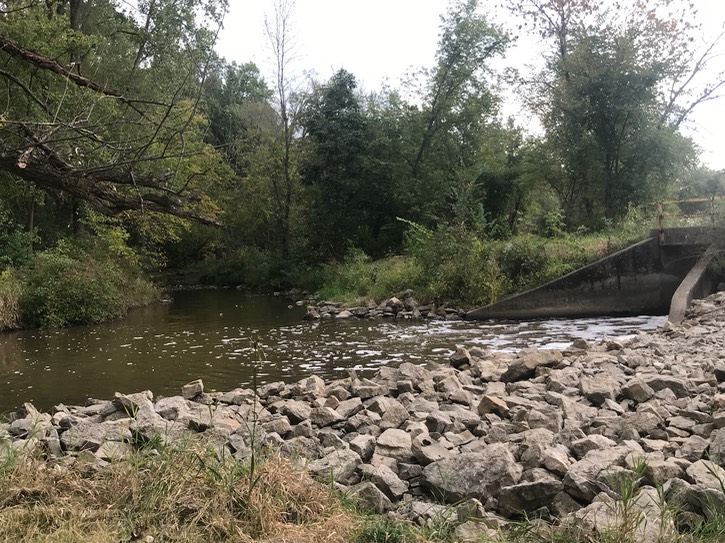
[668,245,724,324]
[466,237,658,321]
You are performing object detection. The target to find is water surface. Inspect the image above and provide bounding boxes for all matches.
[0,290,665,413]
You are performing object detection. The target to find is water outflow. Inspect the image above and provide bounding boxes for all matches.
[0,290,666,413]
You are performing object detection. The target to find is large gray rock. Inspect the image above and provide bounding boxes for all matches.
[351,378,385,399]
[422,444,522,503]
[154,396,191,421]
[579,374,620,406]
[686,460,725,490]
[307,448,361,485]
[60,419,131,452]
[621,411,663,437]
[477,395,509,418]
[360,463,409,500]
[335,397,363,419]
[349,434,376,462]
[282,400,312,424]
[708,428,725,465]
[570,435,617,459]
[113,390,154,414]
[497,475,564,517]
[291,375,326,398]
[348,481,393,513]
[643,376,691,398]
[375,428,414,462]
[501,349,563,382]
[181,380,203,400]
[563,446,631,502]
[309,407,344,427]
[542,445,573,476]
[621,378,655,403]
[412,434,454,465]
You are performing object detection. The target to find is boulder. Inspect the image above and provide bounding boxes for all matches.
[375,429,414,462]
[348,481,393,513]
[307,448,361,485]
[421,444,522,503]
[501,349,562,382]
[579,374,620,406]
[181,380,203,400]
[498,475,564,517]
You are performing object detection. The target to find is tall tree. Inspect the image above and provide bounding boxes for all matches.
[0,0,228,225]
[300,69,379,259]
[507,0,722,224]
[398,0,508,227]
[264,0,303,257]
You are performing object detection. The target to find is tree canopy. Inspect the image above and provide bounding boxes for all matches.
[0,0,722,290]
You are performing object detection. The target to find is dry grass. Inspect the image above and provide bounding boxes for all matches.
[0,270,22,331]
[0,441,359,543]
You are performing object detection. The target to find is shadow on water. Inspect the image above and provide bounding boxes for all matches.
[0,289,666,413]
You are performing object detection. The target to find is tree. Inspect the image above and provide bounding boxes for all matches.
[264,0,303,257]
[397,0,508,227]
[0,0,228,226]
[203,60,272,173]
[300,69,379,259]
[507,0,723,224]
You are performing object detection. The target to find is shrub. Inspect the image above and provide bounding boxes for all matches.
[316,249,418,304]
[20,237,156,328]
[178,246,277,289]
[406,224,507,307]
[498,236,550,291]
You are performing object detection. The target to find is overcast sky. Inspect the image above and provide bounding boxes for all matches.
[215,1,725,170]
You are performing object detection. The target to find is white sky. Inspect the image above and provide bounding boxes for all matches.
[216,0,725,171]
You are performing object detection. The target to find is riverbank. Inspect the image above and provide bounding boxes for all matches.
[2,291,725,542]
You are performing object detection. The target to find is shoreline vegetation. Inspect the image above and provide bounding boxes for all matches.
[3,205,722,333]
[0,216,652,333]
[2,291,725,542]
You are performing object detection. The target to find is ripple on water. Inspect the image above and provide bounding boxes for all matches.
[0,292,667,413]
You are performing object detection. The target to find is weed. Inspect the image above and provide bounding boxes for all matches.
[0,440,357,542]
[355,515,413,543]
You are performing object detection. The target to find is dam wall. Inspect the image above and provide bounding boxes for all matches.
[467,228,719,320]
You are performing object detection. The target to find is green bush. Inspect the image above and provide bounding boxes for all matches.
[406,224,507,307]
[20,238,156,328]
[316,249,418,304]
[178,246,278,289]
[498,236,550,291]
[355,515,413,543]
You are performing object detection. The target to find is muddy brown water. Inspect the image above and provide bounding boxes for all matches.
[0,290,666,414]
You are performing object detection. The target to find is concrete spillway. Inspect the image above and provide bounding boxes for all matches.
[466,227,724,322]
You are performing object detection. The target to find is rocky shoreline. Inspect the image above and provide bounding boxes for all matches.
[301,291,466,321]
[3,291,725,540]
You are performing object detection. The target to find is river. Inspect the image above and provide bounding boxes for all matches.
[0,290,666,414]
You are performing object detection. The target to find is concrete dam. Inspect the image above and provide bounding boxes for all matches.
[466,227,724,324]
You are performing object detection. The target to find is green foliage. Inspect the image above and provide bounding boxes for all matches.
[406,224,507,307]
[315,213,652,308]
[20,237,156,328]
[355,515,414,543]
[177,246,279,289]
[498,236,550,291]
[0,206,35,269]
[316,249,416,305]
[515,0,702,226]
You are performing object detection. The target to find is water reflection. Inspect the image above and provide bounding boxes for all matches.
[0,290,666,413]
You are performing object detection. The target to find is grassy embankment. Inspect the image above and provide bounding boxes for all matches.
[2,437,725,543]
[312,226,650,310]
[178,207,668,308]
